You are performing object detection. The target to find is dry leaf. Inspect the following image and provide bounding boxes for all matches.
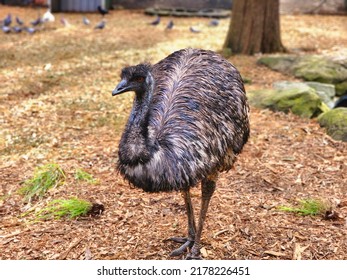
[292,243,309,260]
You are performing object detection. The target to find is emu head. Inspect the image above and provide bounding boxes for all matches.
[112,64,153,96]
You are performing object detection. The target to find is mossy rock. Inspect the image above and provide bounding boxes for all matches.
[257,55,297,73]
[335,81,347,96]
[273,81,335,108]
[318,108,347,142]
[292,56,347,85]
[248,87,330,118]
[257,55,347,96]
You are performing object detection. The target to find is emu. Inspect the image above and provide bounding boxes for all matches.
[112,48,250,259]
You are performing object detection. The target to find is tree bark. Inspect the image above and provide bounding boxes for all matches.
[224,0,285,55]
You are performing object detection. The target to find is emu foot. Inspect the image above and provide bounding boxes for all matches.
[169,237,194,257]
[185,244,202,260]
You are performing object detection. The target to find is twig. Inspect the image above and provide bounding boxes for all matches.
[58,238,84,259]
[0,228,30,240]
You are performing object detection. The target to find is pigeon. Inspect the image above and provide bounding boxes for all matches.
[83,16,90,25]
[2,25,11,33]
[149,15,160,25]
[190,26,201,33]
[60,17,70,27]
[25,27,36,34]
[31,16,42,26]
[208,19,219,26]
[4,14,12,26]
[42,9,55,22]
[12,26,22,33]
[97,5,108,17]
[165,20,174,30]
[16,16,24,25]
[94,20,105,29]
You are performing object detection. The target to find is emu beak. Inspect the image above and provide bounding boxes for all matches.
[112,79,130,96]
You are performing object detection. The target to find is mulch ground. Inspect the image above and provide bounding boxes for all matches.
[0,6,346,260]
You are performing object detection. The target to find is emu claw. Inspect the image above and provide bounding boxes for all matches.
[169,237,194,257]
[169,237,188,244]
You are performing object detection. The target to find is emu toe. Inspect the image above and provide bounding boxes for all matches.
[169,237,194,257]
[185,244,202,260]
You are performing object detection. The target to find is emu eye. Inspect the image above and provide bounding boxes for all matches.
[134,76,145,83]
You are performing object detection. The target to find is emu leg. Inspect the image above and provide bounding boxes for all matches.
[170,190,196,257]
[187,176,217,260]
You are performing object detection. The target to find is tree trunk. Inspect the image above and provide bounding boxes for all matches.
[224,0,285,55]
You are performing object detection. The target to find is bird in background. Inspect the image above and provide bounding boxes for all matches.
[60,17,71,27]
[16,16,24,25]
[208,18,219,26]
[12,26,22,33]
[97,5,108,17]
[2,25,11,33]
[111,48,249,259]
[83,16,90,25]
[165,20,174,30]
[4,13,12,26]
[94,19,105,29]
[25,27,36,34]
[190,26,201,33]
[31,16,42,26]
[42,9,55,22]
[149,15,160,25]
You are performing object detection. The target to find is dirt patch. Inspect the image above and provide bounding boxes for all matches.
[0,6,346,260]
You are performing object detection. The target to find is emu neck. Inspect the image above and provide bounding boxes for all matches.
[120,75,155,165]
[130,88,152,128]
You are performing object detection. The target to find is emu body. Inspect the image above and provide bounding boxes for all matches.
[112,48,249,259]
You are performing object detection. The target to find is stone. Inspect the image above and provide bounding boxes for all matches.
[248,87,330,118]
[304,82,335,108]
[257,55,296,73]
[273,81,336,108]
[335,81,347,96]
[257,55,347,96]
[318,108,347,142]
[292,56,347,86]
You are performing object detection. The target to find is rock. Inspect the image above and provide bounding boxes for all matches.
[273,81,336,108]
[292,56,347,93]
[335,81,347,96]
[257,55,296,73]
[258,55,347,96]
[248,87,330,118]
[318,108,347,142]
[304,82,335,108]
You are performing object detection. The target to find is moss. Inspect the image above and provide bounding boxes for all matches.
[258,55,347,91]
[335,81,347,96]
[292,56,347,84]
[318,108,347,142]
[248,88,329,118]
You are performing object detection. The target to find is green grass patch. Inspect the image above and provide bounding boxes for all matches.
[74,168,99,184]
[19,163,66,202]
[35,198,92,220]
[278,198,328,216]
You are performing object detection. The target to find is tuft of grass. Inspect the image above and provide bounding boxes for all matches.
[19,163,66,202]
[74,168,99,184]
[35,198,92,220]
[278,199,328,216]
